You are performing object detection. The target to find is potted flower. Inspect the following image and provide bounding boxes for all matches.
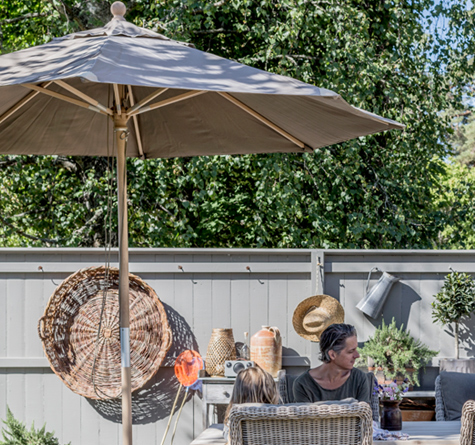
[357,318,438,387]
[432,270,475,370]
[375,380,410,431]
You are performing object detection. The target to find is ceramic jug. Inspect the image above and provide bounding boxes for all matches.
[250,326,282,377]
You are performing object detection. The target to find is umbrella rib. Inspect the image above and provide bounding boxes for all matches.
[54,80,112,115]
[218,92,305,149]
[113,84,122,116]
[0,81,53,125]
[127,88,168,115]
[127,85,145,159]
[21,83,108,115]
[127,90,207,117]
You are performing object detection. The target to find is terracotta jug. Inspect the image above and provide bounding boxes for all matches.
[250,326,282,377]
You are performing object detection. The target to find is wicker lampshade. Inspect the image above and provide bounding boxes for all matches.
[38,266,172,399]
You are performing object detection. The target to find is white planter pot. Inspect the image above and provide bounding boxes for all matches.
[439,358,475,373]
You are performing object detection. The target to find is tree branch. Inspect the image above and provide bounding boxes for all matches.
[70,208,104,238]
[0,12,48,25]
[0,214,61,245]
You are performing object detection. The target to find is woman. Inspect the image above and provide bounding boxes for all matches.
[293,323,370,404]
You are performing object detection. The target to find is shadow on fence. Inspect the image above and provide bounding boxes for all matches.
[88,302,201,424]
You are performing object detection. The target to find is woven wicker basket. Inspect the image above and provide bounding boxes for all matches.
[205,328,236,377]
[38,266,172,399]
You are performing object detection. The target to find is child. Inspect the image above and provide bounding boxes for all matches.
[223,365,279,443]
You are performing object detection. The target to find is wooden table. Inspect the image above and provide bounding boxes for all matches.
[190,421,462,445]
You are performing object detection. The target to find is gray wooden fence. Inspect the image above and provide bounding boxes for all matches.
[1,248,474,444]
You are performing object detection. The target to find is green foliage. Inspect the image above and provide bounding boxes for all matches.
[357,318,438,386]
[432,271,475,326]
[0,0,474,248]
[448,109,475,167]
[0,407,69,445]
[433,162,475,248]
[432,270,475,358]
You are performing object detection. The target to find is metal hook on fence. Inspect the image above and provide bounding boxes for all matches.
[246,266,265,284]
[38,266,60,286]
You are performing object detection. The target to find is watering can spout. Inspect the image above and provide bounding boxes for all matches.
[356,268,400,319]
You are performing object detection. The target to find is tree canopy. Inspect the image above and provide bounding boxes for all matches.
[0,0,474,248]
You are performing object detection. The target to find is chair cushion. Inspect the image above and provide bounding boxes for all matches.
[440,371,475,420]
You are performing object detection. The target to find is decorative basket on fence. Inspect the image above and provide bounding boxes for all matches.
[38,266,172,399]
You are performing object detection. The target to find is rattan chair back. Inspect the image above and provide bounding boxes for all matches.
[38,266,172,399]
[229,401,373,445]
[460,400,475,445]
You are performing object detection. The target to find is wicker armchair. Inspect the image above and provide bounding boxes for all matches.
[367,372,380,422]
[277,370,299,404]
[460,400,475,445]
[228,401,373,445]
[435,375,446,421]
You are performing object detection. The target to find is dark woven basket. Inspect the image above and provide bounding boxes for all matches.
[38,266,172,399]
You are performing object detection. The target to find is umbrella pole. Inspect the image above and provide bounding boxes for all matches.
[115,115,133,445]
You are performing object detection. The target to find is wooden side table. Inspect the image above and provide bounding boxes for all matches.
[200,377,235,429]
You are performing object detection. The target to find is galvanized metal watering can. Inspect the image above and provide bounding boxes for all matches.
[356,267,400,319]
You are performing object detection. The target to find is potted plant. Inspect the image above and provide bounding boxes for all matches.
[432,270,475,370]
[357,318,438,387]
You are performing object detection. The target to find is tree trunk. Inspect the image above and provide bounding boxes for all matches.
[455,321,459,359]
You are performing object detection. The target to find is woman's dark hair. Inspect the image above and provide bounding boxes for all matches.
[319,323,357,363]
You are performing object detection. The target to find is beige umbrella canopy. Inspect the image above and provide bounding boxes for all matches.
[0,2,404,444]
[0,4,403,157]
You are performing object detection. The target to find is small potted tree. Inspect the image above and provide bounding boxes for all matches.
[432,270,475,371]
[357,318,438,387]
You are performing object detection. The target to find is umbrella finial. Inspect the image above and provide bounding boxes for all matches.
[111,1,126,20]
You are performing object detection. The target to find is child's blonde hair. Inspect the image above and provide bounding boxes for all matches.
[224,365,279,424]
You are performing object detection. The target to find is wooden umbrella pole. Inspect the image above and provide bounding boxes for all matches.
[115,112,133,445]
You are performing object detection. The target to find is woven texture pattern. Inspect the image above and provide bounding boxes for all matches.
[38,266,172,399]
[461,400,475,445]
[205,328,236,377]
[229,402,373,445]
[435,375,446,421]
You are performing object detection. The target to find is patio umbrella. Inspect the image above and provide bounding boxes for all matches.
[0,2,404,444]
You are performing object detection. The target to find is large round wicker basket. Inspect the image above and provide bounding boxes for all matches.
[38,266,172,399]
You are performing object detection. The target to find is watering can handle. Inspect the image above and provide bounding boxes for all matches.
[365,267,380,294]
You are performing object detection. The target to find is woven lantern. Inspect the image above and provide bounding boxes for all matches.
[38,266,172,399]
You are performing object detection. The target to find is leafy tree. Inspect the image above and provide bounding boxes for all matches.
[432,270,475,358]
[0,0,474,248]
[433,161,475,248]
[448,108,475,167]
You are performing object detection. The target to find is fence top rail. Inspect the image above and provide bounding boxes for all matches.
[1,248,475,255]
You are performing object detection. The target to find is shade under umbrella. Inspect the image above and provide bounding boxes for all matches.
[0,3,404,445]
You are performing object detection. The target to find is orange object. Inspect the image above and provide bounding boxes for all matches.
[250,326,282,377]
[174,350,203,387]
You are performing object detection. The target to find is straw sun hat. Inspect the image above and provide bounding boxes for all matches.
[292,295,345,342]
